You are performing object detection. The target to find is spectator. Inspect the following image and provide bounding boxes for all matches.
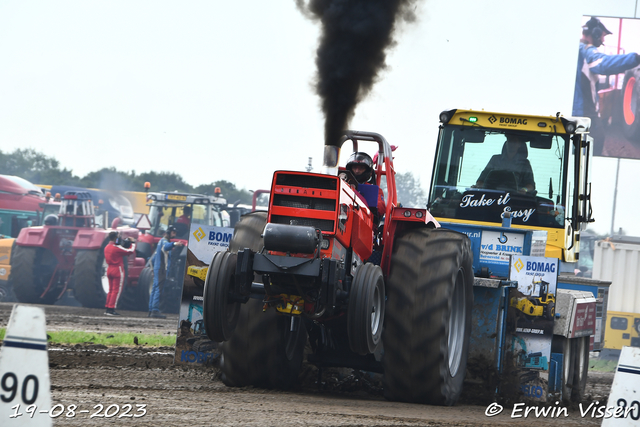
[149,226,184,319]
[104,231,136,316]
[573,16,640,156]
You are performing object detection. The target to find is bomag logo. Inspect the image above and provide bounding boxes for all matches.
[514,258,524,272]
[193,227,206,242]
[499,117,528,125]
[488,115,497,124]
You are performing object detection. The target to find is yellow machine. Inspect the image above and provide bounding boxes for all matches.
[510,275,556,320]
[604,311,640,350]
[429,109,593,263]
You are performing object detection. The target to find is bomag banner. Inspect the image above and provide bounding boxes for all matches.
[174,223,234,366]
[505,256,558,401]
[573,16,640,159]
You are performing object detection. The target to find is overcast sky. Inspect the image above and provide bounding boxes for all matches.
[1,0,639,236]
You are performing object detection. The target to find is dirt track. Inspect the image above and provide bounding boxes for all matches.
[0,303,615,426]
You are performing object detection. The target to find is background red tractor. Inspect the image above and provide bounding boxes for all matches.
[203,131,474,405]
[10,191,145,308]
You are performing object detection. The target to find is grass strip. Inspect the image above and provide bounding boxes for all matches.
[588,358,618,373]
[0,328,175,347]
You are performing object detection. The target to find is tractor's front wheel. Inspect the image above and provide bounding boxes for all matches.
[11,246,59,305]
[348,262,385,355]
[383,228,474,405]
[203,251,240,343]
[72,248,109,308]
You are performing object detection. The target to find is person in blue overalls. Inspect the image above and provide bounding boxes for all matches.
[149,225,184,318]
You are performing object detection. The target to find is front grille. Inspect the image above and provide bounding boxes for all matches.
[276,174,337,190]
[271,215,334,232]
[273,194,336,211]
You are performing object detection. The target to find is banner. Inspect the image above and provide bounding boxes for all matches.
[505,256,559,401]
[573,16,640,159]
[174,223,234,366]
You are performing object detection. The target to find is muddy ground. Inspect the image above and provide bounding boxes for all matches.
[0,303,616,426]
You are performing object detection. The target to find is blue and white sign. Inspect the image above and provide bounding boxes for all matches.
[510,256,558,297]
[188,224,234,264]
[480,230,525,265]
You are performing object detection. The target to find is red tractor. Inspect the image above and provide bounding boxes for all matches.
[10,191,145,308]
[203,131,475,405]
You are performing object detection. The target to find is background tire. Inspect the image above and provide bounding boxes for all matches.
[203,251,240,342]
[571,336,589,402]
[552,336,575,404]
[119,266,153,311]
[73,247,109,308]
[622,69,640,141]
[348,263,385,355]
[220,211,306,390]
[383,228,474,406]
[11,246,59,304]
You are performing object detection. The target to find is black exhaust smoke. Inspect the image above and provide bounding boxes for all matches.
[296,0,419,147]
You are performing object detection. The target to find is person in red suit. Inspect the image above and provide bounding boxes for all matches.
[103,231,136,316]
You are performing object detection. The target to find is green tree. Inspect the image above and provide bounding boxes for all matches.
[194,180,252,204]
[385,171,427,208]
[0,148,82,185]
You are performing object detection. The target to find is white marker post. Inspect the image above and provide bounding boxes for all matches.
[602,346,640,426]
[0,305,52,427]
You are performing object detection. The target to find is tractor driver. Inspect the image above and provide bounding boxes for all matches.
[475,134,535,194]
[344,152,386,216]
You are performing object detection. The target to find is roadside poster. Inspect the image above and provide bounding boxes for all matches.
[505,256,559,401]
[174,223,234,366]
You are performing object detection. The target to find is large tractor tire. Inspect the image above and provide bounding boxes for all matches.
[383,228,474,406]
[229,211,268,253]
[72,248,109,309]
[119,266,153,311]
[11,246,59,305]
[622,69,640,141]
[220,211,307,390]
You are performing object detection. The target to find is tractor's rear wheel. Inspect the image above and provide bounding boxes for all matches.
[229,211,267,253]
[203,251,240,342]
[119,266,153,311]
[348,262,385,355]
[72,247,109,308]
[11,246,59,305]
[221,300,307,390]
[220,211,306,390]
[383,228,474,405]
